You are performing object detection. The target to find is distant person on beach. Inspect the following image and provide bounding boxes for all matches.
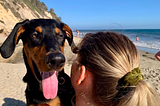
[155,51,160,61]
[76,29,79,38]
[71,32,160,106]
[4,33,8,37]
[82,32,84,37]
[136,36,139,41]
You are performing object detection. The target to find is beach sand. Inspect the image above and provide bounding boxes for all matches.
[0,35,160,105]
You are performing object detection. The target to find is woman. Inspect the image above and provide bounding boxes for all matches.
[71,32,160,106]
[155,51,160,61]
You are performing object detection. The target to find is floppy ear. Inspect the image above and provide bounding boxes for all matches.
[0,19,29,58]
[61,23,78,53]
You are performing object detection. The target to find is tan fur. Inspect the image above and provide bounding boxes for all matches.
[16,26,25,44]
[36,26,42,33]
[55,27,60,34]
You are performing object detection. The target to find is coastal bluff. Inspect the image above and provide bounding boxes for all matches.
[0,0,59,34]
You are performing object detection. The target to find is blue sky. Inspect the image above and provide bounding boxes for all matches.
[39,0,160,29]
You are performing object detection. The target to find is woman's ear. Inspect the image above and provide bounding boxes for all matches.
[77,65,87,85]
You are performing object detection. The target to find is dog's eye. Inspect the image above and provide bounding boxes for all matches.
[58,34,63,37]
[32,32,38,38]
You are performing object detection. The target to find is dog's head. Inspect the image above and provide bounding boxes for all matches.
[0,19,77,100]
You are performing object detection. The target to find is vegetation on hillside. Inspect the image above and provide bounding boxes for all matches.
[22,0,59,19]
[0,0,22,20]
[0,20,5,24]
[0,0,60,20]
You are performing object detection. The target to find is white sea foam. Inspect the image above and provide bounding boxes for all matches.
[72,29,160,53]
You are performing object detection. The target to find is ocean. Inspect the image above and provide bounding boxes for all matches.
[72,29,160,54]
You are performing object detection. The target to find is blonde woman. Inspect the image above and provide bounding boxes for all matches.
[71,32,160,106]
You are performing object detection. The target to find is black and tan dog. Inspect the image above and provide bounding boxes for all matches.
[0,19,77,106]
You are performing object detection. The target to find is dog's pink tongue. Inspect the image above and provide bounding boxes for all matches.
[42,71,58,99]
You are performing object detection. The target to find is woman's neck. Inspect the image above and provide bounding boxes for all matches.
[75,92,97,106]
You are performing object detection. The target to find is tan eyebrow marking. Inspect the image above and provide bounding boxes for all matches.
[55,27,60,34]
[35,26,42,33]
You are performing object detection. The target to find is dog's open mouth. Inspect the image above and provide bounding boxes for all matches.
[32,61,58,100]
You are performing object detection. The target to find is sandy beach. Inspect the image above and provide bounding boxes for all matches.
[0,35,160,105]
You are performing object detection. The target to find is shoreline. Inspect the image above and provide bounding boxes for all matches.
[137,46,160,54]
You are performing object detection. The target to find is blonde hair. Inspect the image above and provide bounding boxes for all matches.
[78,32,160,106]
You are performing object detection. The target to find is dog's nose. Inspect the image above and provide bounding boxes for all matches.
[45,53,65,69]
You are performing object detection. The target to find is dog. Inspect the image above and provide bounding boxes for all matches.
[0,19,77,106]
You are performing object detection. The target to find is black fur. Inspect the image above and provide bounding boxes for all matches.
[0,19,75,106]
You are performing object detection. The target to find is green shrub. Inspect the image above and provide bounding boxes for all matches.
[22,0,41,15]
[0,20,5,24]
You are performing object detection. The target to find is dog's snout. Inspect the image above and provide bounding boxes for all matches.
[45,53,65,69]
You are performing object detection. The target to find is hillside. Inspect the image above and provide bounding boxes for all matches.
[0,0,59,34]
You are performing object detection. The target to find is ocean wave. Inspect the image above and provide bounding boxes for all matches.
[72,29,160,52]
[133,41,160,50]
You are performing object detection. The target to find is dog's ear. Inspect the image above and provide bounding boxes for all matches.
[61,23,73,46]
[0,19,29,58]
[61,23,78,54]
